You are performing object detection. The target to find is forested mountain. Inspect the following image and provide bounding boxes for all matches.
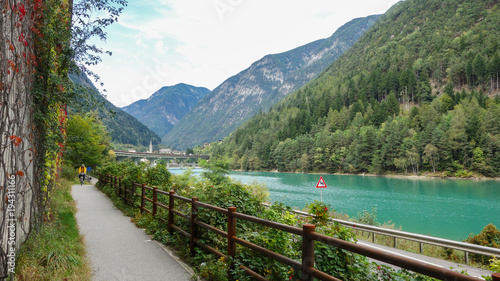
[121,84,210,138]
[69,73,162,147]
[163,15,380,149]
[212,0,500,177]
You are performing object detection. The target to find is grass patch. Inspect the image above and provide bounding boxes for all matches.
[15,178,92,281]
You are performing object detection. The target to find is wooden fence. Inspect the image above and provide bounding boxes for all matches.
[100,174,499,281]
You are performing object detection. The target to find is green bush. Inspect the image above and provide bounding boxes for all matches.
[455,169,473,178]
[60,161,76,180]
[466,224,500,264]
[238,203,301,280]
[315,222,376,280]
[145,163,171,190]
[306,201,331,226]
[356,207,378,226]
[200,156,231,185]
[490,256,500,273]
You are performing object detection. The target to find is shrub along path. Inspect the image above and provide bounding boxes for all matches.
[72,180,193,281]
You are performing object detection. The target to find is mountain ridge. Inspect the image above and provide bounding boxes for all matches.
[163,15,381,149]
[121,83,210,138]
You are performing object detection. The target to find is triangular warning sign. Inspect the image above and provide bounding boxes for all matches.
[316,176,327,188]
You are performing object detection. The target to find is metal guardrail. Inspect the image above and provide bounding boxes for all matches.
[101,174,499,281]
[273,204,500,265]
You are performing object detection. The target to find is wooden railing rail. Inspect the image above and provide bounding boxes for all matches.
[271,203,500,265]
[99,174,492,281]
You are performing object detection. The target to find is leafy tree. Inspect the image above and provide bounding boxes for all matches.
[448,105,469,166]
[65,113,111,169]
[200,156,231,185]
[369,150,383,174]
[71,0,128,80]
[472,54,487,86]
[406,146,420,174]
[423,144,438,173]
[371,102,387,127]
[386,91,400,117]
[394,157,409,174]
[490,52,500,90]
[439,94,454,113]
[300,153,310,172]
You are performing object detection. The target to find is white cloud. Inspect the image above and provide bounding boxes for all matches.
[88,0,402,107]
[154,41,168,55]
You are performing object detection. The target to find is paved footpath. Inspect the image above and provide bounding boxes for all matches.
[72,181,193,281]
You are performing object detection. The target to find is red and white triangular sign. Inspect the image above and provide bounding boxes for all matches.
[316,176,327,188]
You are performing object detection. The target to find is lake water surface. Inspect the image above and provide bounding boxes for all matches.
[171,169,500,241]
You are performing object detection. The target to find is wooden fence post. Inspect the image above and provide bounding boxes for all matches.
[190,197,199,256]
[302,224,315,281]
[492,273,500,281]
[120,177,123,199]
[152,187,158,216]
[140,184,146,213]
[168,191,175,234]
[115,176,119,197]
[227,206,237,281]
[130,182,135,206]
[128,181,134,205]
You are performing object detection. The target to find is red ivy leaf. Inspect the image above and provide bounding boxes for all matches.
[18,4,26,21]
[16,171,24,177]
[19,4,26,15]
[9,136,23,146]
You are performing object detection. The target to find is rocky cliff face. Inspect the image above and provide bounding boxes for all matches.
[121,83,210,138]
[163,15,380,149]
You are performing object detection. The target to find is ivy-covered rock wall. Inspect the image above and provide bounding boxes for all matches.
[0,1,39,278]
[1,0,70,277]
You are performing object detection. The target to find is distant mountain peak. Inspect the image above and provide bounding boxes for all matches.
[122,84,210,138]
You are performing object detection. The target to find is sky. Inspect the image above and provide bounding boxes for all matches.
[87,0,402,107]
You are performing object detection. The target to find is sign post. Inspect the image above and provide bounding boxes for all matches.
[316,176,327,202]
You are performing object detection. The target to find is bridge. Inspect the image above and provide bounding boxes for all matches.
[113,150,210,168]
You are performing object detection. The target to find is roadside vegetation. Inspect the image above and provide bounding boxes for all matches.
[349,208,500,272]
[97,158,499,281]
[15,178,92,281]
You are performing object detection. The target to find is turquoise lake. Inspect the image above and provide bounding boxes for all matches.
[171,169,500,241]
